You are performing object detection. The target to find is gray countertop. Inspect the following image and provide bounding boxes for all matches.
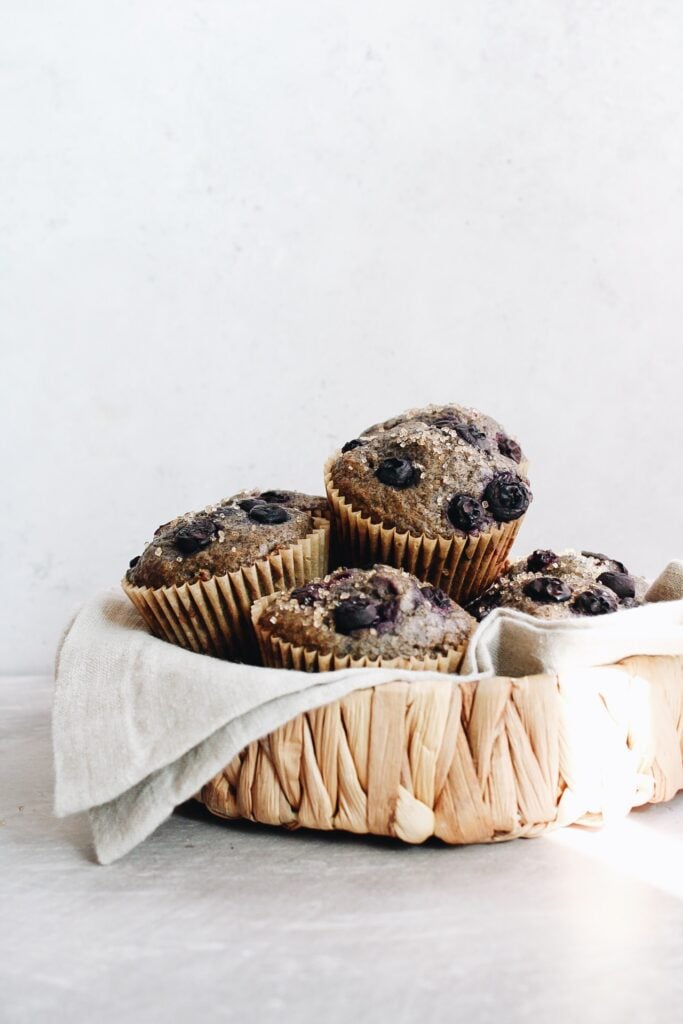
[3,675,683,1024]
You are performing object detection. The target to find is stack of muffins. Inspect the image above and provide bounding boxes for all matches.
[123,403,647,672]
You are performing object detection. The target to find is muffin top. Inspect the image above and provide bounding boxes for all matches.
[255,564,474,661]
[126,495,318,589]
[467,549,648,621]
[360,404,525,460]
[233,488,329,520]
[329,403,531,539]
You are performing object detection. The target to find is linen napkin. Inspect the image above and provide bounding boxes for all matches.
[53,561,683,864]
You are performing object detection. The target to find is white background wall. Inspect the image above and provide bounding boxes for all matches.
[2,2,682,674]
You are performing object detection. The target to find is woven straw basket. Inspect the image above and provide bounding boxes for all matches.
[199,654,683,845]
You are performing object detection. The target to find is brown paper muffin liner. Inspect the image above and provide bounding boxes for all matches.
[324,461,521,606]
[251,594,468,674]
[122,519,329,664]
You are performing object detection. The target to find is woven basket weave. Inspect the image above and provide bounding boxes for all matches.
[199,654,683,844]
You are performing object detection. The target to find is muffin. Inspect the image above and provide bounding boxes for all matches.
[232,489,330,520]
[467,548,648,621]
[252,564,475,672]
[123,497,329,662]
[326,403,531,604]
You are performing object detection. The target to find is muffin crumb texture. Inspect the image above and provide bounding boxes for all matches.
[256,564,474,660]
[467,549,648,621]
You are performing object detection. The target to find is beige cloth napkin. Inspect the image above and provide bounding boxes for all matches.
[53,561,683,864]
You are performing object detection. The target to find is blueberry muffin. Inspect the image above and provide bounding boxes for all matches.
[252,564,475,672]
[233,489,330,520]
[467,549,648,621]
[123,497,329,662]
[326,403,531,604]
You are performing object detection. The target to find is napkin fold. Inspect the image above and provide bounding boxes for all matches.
[53,561,683,864]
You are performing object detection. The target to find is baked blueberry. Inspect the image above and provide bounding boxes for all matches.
[447,494,487,533]
[457,424,488,449]
[233,489,329,520]
[341,439,364,453]
[572,587,618,616]
[375,457,419,489]
[483,473,531,523]
[237,498,265,512]
[174,518,216,554]
[496,434,523,463]
[522,577,572,604]
[421,585,452,611]
[259,490,290,504]
[333,597,380,634]
[596,571,636,600]
[128,555,140,569]
[291,582,324,606]
[433,417,488,450]
[248,504,290,525]
[526,549,558,573]
[466,588,502,621]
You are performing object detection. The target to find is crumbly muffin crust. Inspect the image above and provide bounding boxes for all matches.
[330,403,531,539]
[255,564,474,660]
[360,404,523,461]
[233,488,329,520]
[126,497,316,589]
[467,549,648,621]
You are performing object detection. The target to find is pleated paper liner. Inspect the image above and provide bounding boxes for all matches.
[251,594,468,674]
[324,461,521,606]
[122,519,329,664]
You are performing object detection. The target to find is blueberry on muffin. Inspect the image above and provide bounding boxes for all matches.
[252,564,474,671]
[467,549,648,621]
[326,403,531,603]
